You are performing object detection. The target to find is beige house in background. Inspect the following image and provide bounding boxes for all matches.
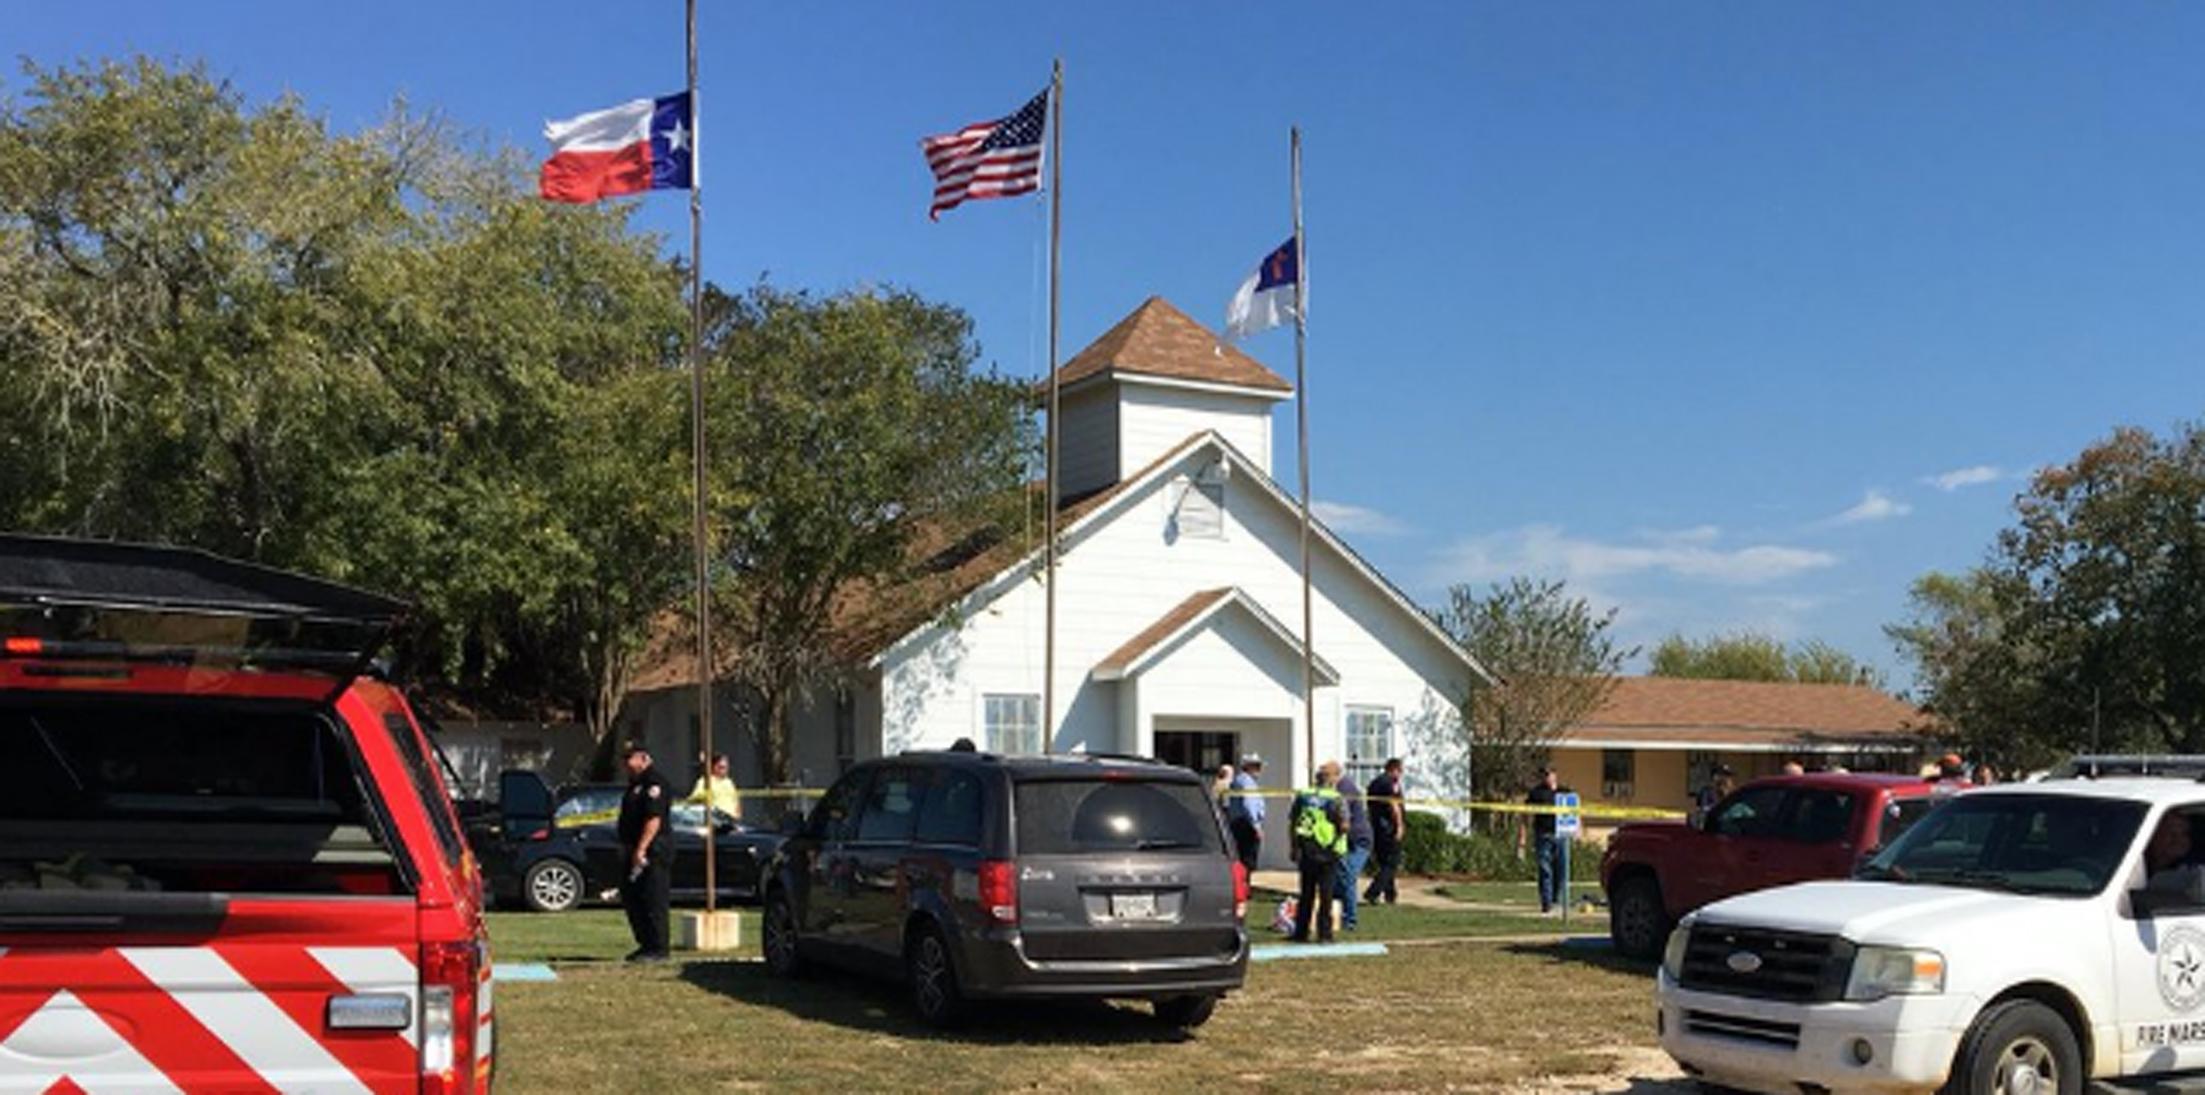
[1547,677,1933,825]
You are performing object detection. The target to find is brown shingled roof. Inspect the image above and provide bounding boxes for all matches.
[1051,297,1292,394]
[1094,589,1232,676]
[1093,586,1340,683]
[1561,677,1931,749]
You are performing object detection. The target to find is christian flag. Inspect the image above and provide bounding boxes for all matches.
[1226,238,1300,340]
[539,92,694,203]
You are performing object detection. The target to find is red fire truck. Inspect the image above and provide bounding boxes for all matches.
[0,534,493,1092]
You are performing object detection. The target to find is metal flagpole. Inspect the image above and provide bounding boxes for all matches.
[1042,59,1063,755]
[685,0,716,912]
[1292,127,1314,776]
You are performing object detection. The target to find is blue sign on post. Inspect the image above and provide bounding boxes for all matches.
[1554,791,1581,837]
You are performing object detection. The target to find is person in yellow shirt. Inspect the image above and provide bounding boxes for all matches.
[685,753,738,820]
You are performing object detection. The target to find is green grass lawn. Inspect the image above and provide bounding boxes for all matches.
[492,936,1665,1092]
[488,898,1656,1091]
[487,908,762,965]
[487,892,1596,970]
[1249,888,1605,940]
[1433,880,1605,910]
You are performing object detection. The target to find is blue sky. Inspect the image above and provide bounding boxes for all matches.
[17,2,2205,687]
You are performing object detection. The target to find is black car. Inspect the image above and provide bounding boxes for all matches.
[759,751,1249,1029]
[471,769,782,912]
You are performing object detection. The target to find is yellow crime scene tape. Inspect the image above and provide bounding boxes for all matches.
[551,786,1684,827]
[1216,788,1684,821]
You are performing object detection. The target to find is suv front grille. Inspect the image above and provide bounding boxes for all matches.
[1684,1009,1802,1049]
[1678,924,1854,1003]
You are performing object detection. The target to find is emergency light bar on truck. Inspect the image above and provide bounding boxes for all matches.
[0,533,406,683]
[2052,754,2205,781]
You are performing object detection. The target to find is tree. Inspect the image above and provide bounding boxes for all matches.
[537,367,692,758]
[1440,578,1633,815]
[1885,568,2045,767]
[1648,632,1789,681]
[0,57,689,757]
[1890,424,2205,765]
[705,284,1032,784]
[1650,630,1883,687]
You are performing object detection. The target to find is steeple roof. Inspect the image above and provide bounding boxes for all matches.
[1049,296,1292,395]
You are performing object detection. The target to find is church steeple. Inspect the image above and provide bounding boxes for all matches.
[1048,297,1292,502]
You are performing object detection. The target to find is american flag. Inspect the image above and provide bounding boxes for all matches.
[921,88,1048,220]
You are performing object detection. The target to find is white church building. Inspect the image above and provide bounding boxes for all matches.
[620,296,1492,864]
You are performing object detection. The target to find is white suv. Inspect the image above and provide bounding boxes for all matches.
[1656,776,2205,1094]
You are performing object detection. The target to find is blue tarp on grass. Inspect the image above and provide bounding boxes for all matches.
[1249,942,1388,962]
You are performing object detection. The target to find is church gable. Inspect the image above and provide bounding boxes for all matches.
[872,428,1487,692]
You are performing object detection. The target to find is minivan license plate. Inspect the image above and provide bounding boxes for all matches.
[1110,892,1158,920]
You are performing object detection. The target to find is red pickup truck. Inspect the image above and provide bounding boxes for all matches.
[1601,773,1964,958]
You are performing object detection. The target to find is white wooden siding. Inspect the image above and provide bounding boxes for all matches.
[1055,384,1120,500]
[879,435,1473,806]
[1116,385,1274,480]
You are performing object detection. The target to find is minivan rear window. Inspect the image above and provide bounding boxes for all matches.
[1013,779,1224,855]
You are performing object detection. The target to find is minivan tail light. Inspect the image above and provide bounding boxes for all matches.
[978,860,1018,925]
[421,939,489,1094]
[1231,861,1250,920]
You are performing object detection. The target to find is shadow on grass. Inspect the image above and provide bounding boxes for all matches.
[1499,938,1660,979]
[673,960,1200,1046]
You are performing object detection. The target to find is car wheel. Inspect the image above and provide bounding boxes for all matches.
[1609,874,1671,960]
[906,926,968,1029]
[762,892,805,978]
[1945,1000,2081,1095]
[1153,993,1219,1030]
[521,859,583,913]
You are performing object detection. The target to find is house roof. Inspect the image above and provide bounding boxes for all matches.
[1049,297,1293,396]
[1093,587,1341,685]
[1559,677,1932,752]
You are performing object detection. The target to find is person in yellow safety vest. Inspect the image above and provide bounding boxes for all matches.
[1288,760,1349,944]
[685,753,738,821]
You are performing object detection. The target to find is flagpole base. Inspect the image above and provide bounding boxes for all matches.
[677,910,744,952]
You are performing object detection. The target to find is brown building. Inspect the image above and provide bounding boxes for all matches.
[1546,677,1934,823]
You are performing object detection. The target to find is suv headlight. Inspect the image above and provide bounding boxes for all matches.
[1844,945,1945,1001]
[1661,922,1692,981]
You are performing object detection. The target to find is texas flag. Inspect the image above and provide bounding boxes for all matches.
[539,92,694,203]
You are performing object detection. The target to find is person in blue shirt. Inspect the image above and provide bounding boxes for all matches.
[1332,768,1375,930]
[1227,754,1266,872]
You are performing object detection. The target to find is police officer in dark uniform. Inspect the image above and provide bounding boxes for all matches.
[617,742,675,962]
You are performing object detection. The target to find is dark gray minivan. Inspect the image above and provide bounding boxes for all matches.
[760,750,1250,1028]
